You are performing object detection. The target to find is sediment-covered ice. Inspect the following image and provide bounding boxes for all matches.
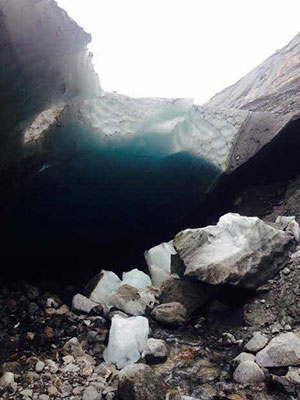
[103,315,149,369]
[173,213,294,289]
[122,269,152,290]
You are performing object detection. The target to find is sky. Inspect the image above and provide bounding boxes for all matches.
[57,0,300,105]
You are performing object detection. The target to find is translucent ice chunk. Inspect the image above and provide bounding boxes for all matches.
[144,241,177,288]
[122,269,152,290]
[103,315,149,369]
[89,270,121,307]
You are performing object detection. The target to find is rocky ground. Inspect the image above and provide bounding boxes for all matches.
[2,176,300,400]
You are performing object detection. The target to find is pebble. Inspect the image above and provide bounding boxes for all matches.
[0,372,14,388]
[35,361,45,373]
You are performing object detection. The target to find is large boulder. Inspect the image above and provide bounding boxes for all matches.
[173,213,295,289]
[256,333,300,368]
[233,361,265,384]
[159,277,214,315]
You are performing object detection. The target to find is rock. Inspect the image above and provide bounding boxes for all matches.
[286,367,300,384]
[82,386,101,400]
[45,359,58,373]
[206,32,300,114]
[276,216,300,242]
[110,284,155,316]
[173,213,294,289]
[63,337,85,358]
[122,269,152,290]
[118,364,168,400]
[232,352,256,367]
[245,333,269,353]
[39,395,49,400]
[233,361,265,384]
[256,332,300,367]
[35,360,45,373]
[151,302,187,326]
[0,372,14,388]
[144,241,177,287]
[103,315,149,369]
[88,271,121,309]
[143,338,169,364]
[159,278,213,315]
[72,293,99,314]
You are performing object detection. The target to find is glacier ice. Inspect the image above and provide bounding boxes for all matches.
[89,270,121,308]
[75,93,250,171]
[89,269,156,315]
[122,269,152,290]
[103,315,149,369]
[144,241,177,288]
[173,213,295,289]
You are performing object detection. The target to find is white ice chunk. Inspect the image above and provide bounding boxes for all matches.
[89,271,121,308]
[103,315,149,369]
[122,269,152,290]
[144,241,177,288]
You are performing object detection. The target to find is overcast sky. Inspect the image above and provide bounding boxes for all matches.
[57,0,300,104]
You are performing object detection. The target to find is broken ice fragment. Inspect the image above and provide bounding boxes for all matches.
[103,315,149,369]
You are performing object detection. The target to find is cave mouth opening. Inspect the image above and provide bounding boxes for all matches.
[0,140,220,287]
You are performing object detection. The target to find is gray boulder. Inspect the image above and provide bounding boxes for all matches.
[151,302,187,326]
[160,278,214,315]
[245,332,269,353]
[256,333,300,367]
[233,361,265,384]
[118,364,168,400]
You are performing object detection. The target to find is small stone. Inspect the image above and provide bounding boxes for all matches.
[151,302,187,326]
[222,332,238,345]
[48,386,58,396]
[28,302,39,314]
[233,361,265,384]
[60,382,72,396]
[245,332,269,353]
[21,388,34,397]
[35,361,45,373]
[25,371,39,383]
[25,285,40,299]
[284,324,292,331]
[271,322,282,334]
[39,395,49,400]
[63,337,85,358]
[45,359,58,373]
[143,338,169,364]
[72,294,99,314]
[0,372,14,388]
[82,385,100,400]
[46,298,60,308]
